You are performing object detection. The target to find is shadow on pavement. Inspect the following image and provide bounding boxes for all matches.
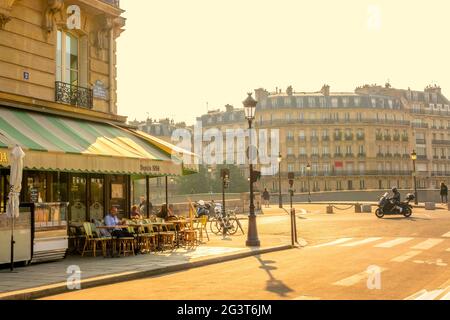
[254,255,294,298]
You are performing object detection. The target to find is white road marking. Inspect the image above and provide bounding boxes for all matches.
[333,268,387,287]
[413,289,445,300]
[391,250,422,262]
[292,295,321,300]
[374,237,414,248]
[312,238,354,248]
[341,237,383,247]
[411,238,444,250]
[446,248,450,252]
[442,231,450,238]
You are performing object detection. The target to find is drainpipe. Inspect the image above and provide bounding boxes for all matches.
[109,27,115,114]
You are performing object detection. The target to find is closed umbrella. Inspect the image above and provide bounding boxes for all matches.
[6,145,25,272]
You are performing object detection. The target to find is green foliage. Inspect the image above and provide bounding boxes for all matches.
[174,164,249,195]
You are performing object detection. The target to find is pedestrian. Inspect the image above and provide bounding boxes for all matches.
[262,188,270,208]
[440,182,448,204]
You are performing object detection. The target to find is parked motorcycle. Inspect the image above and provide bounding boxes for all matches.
[375,192,415,218]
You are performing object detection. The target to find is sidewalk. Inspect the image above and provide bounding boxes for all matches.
[0,231,301,300]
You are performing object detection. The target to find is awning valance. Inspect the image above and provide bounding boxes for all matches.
[0,106,183,176]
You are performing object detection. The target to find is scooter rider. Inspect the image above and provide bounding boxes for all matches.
[389,187,402,212]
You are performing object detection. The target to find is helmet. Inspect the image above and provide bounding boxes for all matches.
[391,187,398,193]
[198,200,205,206]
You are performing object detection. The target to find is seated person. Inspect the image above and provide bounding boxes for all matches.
[105,206,133,238]
[156,204,176,221]
[130,205,143,220]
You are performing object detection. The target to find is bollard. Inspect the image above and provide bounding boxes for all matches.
[354,203,362,213]
[326,205,334,214]
[362,204,372,213]
[425,202,436,210]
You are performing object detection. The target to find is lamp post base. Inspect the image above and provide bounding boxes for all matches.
[246,214,260,247]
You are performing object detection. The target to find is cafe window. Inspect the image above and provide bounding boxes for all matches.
[90,176,105,221]
[69,174,87,222]
[110,175,129,219]
[25,172,47,203]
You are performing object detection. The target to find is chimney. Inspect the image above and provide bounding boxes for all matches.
[321,84,330,96]
[254,88,269,102]
[225,104,234,113]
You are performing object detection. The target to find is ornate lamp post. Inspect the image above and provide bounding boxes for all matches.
[278,152,283,208]
[243,93,260,247]
[411,150,418,205]
[306,164,311,203]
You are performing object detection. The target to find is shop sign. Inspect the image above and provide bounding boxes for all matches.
[0,151,8,165]
[140,165,161,174]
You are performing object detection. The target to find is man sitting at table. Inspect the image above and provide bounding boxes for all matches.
[105,206,133,238]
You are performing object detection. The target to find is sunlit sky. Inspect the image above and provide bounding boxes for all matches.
[116,0,450,125]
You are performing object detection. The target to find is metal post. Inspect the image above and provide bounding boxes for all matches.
[246,119,260,247]
[222,176,227,238]
[307,173,311,203]
[413,160,418,205]
[146,175,150,218]
[10,213,15,272]
[165,176,169,207]
[278,162,282,208]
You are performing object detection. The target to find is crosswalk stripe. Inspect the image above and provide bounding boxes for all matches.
[391,250,422,262]
[333,267,387,287]
[375,237,414,248]
[341,237,383,247]
[414,289,445,300]
[440,291,450,300]
[446,248,450,252]
[442,232,450,238]
[312,238,353,248]
[411,239,444,250]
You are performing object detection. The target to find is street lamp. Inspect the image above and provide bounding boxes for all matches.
[306,164,311,203]
[278,152,283,208]
[411,150,418,205]
[243,93,260,247]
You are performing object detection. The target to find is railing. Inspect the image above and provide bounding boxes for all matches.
[101,0,120,7]
[432,140,450,145]
[431,171,450,177]
[278,170,414,177]
[55,81,93,109]
[256,118,411,127]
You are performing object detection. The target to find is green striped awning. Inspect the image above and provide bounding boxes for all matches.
[0,106,183,176]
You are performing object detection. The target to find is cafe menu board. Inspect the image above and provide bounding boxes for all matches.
[30,188,39,203]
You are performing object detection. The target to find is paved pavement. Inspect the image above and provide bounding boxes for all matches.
[42,204,450,300]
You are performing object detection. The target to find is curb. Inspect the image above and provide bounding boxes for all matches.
[0,244,295,300]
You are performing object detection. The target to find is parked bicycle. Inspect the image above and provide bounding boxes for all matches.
[209,207,244,236]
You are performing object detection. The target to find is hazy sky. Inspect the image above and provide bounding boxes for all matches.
[116,0,450,125]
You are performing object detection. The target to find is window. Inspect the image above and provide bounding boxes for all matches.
[287,163,295,172]
[287,147,294,156]
[57,30,80,85]
[299,147,306,156]
[312,147,319,156]
[331,98,338,108]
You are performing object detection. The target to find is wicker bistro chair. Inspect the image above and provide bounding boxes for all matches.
[115,226,136,257]
[194,215,209,243]
[69,225,86,254]
[81,222,111,257]
[136,225,157,253]
[153,223,176,251]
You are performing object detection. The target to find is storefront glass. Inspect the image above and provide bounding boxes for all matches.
[25,172,47,203]
[90,176,104,221]
[110,175,128,219]
[69,175,87,222]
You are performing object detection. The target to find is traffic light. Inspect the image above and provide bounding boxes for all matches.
[221,168,230,179]
[288,172,295,188]
[250,170,261,183]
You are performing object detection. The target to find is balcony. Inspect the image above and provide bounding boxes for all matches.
[401,136,409,142]
[357,153,366,158]
[55,81,93,109]
[416,139,426,145]
[322,136,330,142]
[393,135,401,141]
[394,153,402,158]
[101,0,120,7]
[431,171,450,177]
[384,135,392,141]
[345,153,354,158]
[432,140,450,145]
[334,153,343,158]
[385,153,393,158]
[356,134,365,141]
[375,134,383,141]
[310,136,319,143]
[376,153,384,158]
[345,134,354,141]
[334,134,343,141]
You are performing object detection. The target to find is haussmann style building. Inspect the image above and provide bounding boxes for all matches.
[0,0,192,264]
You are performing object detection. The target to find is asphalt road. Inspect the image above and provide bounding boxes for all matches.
[44,206,450,300]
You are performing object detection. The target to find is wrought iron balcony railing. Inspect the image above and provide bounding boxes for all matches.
[55,81,93,109]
